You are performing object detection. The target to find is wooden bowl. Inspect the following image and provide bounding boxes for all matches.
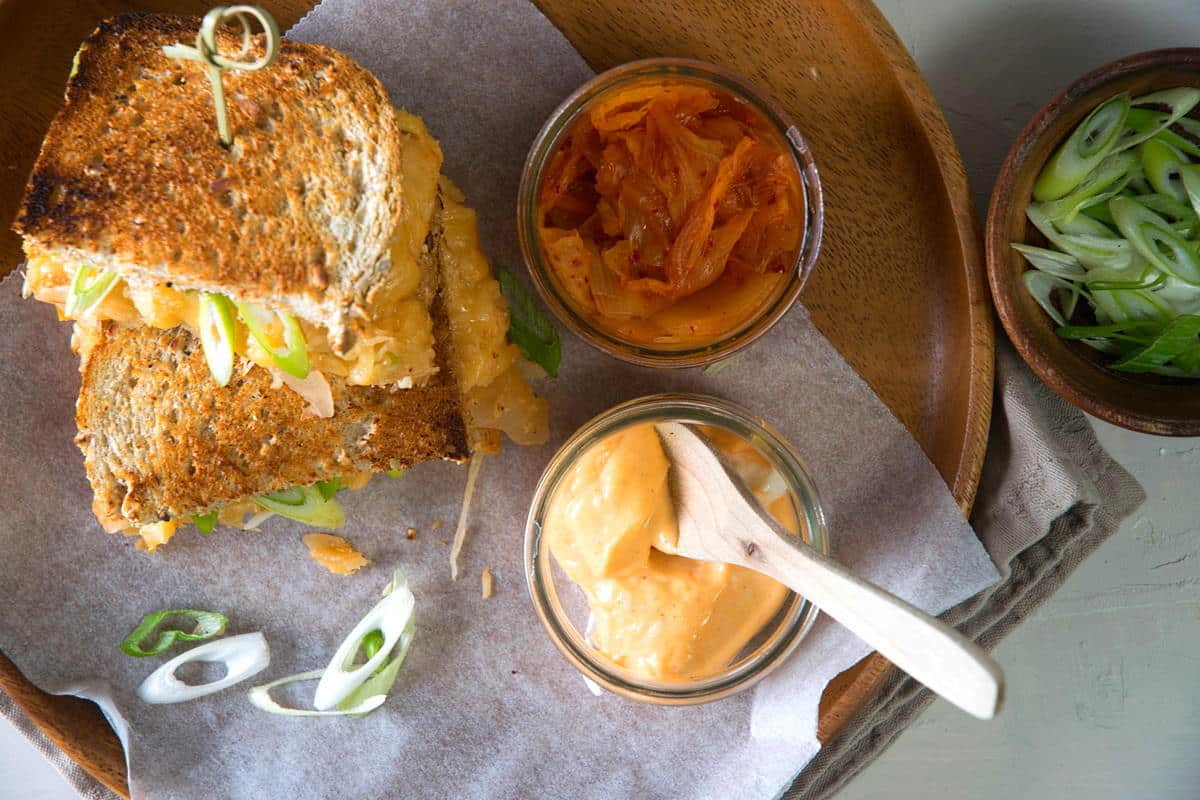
[987,48,1200,436]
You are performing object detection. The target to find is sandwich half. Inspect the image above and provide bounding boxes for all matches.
[18,14,550,549]
[18,14,443,390]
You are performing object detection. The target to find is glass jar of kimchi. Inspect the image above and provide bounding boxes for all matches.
[518,58,823,368]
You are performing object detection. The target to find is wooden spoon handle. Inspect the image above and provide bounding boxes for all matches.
[743,517,1003,720]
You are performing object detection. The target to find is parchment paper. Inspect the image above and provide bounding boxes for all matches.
[0,1,999,797]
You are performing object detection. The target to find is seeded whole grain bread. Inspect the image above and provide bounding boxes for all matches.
[75,315,469,528]
[14,14,405,353]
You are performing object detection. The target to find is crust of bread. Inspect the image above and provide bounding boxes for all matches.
[76,319,468,527]
[14,14,405,351]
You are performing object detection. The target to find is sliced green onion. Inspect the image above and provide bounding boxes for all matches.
[1110,196,1200,285]
[1023,271,1078,327]
[1035,93,1130,201]
[1039,151,1137,223]
[197,293,237,387]
[315,478,343,501]
[1134,192,1197,226]
[192,512,218,535]
[121,609,228,657]
[1080,199,1117,227]
[1027,205,1135,270]
[1140,139,1189,202]
[138,632,270,704]
[1086,265,1166,292]
[234,301,309,378]
[1117,88,1200,151]
[1125,109,1200,159]
[1011,243,1086,280]
[1096,286,1174,323]
[313,570,415,711]
[65,265,119,318]
[1110,315,1200,372]
[1179,164,1200,222]
[360,629,385,662]
[385,469,404,478]
[256,486,345,528]
[1055,212,1119,238]
[247,669,387,717]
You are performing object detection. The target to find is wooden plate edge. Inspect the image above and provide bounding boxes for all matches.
[813,0,994,746]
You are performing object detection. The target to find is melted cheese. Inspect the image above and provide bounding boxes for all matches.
[437,178,550,448]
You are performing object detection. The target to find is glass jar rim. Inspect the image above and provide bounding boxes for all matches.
[523,393,829,704]
[517,57,825,369]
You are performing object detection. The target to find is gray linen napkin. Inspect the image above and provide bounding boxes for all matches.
[0,340,1145,800]
[784,341,1146,800]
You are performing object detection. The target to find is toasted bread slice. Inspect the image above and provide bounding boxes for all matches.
[72,179,553,540]
[75,317,468,530]
[17,14,436,383]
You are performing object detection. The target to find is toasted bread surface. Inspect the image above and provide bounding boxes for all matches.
[76,320,468,527]
[15,14,405,348]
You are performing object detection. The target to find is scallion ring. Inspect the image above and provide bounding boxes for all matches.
[1140,139,1189,203]
[65,265,119,318]
[234,301,310,378]
[192,512,218,535]
[121,609,228,657]
[1110,196,1200,285]
[255,485,345,528]
[1038,151,1137,223]
[313,570,415,711]
[198,293,237,386]
[1034,93,1130,201]
[138,632,269,704]
[247,669,387,717]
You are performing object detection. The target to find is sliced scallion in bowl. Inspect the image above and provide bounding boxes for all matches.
[1015,86,1200,377]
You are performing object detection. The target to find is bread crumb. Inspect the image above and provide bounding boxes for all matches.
[405,527,417,540]
[432,518,443,529]
[303,533,369,575]
[481,567,494,599]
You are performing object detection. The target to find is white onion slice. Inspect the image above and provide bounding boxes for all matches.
[313,572,416,711]
[137,632,270,704]
[248,669,387,717]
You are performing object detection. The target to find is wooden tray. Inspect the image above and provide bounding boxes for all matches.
[0,0,993,795]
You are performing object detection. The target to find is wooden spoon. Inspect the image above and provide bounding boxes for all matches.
[655,422,1004,720]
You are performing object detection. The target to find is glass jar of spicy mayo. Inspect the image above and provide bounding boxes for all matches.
[518,59,823,368]
[524,395,829,704]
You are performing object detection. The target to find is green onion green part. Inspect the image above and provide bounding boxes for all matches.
[1140,139,1188,203]
[255,485,345,528]
[198,293,237,387]
[192,512,218,535]
[315,478,343,501]
[1034,93,1130,201]
[120,609,228,658]
[234,301,310,378]
[1018,87,1200,378]
[65,266,119,318]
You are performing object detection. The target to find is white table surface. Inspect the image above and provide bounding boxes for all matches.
[5,1,1199,798]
